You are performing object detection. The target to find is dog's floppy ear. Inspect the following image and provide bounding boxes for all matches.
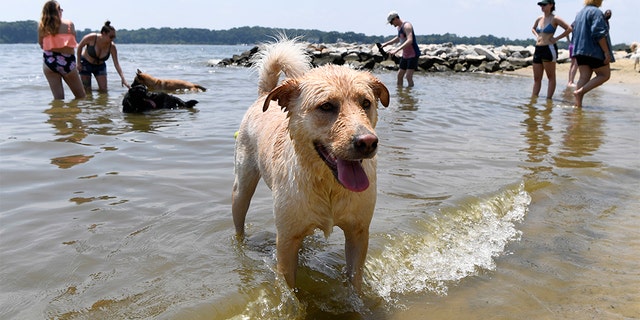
[370,78,390,107]
[263,79,300,112]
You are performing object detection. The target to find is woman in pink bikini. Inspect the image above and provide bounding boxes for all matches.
[531,0,572,100]
[77,21,129,93]
[38,1,86,100]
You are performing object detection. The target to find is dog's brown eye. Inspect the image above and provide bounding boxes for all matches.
[319,102,336,112]
[362,99,371,110]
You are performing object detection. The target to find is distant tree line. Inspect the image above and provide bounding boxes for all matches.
[1,20,629,51]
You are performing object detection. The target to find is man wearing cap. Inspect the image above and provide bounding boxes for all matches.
[380,11,420,87]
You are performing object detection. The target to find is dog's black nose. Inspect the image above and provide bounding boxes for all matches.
[353,133,378,157]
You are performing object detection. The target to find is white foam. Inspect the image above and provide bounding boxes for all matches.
[366,183,531,303]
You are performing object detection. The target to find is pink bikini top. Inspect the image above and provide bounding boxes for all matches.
[42,23,78,51]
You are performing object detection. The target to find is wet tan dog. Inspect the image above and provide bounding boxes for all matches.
[132,69,207,91]
[232,38,389,290]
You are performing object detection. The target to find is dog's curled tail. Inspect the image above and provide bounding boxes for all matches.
[252,36,312,95]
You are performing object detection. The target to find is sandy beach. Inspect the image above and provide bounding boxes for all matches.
[504,55,640,96]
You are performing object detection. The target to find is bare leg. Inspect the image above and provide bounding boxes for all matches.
[543,61,556,99]
[81,74,92,93]
[574,64,610,108]
[573,65,592,108]
[405,69,415,87]
[568,58,578,86]
[43,64,65,100]
[396,69,406,87]
[63,69,87,99]
[96,74,108,93]
[531,63,543,98]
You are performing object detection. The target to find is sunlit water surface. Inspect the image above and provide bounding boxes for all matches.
[0,44,638,319]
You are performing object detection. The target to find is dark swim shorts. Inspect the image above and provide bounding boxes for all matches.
[43,51,77,75]
[574,55,607,69]
[79,58,107,76]
[533,44,558,64]
[399,57,419,70]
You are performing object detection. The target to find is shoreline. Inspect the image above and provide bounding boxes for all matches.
[502,57,640,96]
[219,43,639,97]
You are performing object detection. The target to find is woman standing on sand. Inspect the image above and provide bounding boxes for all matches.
[572,0,614,108]
[531,0,572,100]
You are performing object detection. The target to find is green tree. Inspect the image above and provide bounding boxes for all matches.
[0,20,629,50]
[0,20,38,43]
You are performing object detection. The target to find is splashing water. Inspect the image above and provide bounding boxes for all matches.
[366,183,531,304]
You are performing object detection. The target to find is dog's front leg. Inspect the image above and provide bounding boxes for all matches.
[344,228,370,291]
[276,234,304,289]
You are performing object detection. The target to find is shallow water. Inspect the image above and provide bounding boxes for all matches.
[0,44,638,319]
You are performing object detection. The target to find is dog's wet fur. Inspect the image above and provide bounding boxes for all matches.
[122,85,198,113]
[132,69,207,92]
[232,37,389,291]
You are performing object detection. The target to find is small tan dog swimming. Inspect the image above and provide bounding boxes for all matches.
[132,69,206,92]
[232,38,389,290]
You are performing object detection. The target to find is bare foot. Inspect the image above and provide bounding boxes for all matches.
[573,88,584,108]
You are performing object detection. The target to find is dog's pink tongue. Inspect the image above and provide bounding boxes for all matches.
[337,159,369,192]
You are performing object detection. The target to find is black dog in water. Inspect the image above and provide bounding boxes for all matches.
[122,85,199,113]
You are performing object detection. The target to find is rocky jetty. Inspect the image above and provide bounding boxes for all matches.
[215,42,573,73]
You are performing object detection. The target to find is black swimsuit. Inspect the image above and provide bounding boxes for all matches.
[87,35,111,63]
[80,35,111,76]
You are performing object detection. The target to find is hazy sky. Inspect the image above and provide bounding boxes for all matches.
[3,0,637,44]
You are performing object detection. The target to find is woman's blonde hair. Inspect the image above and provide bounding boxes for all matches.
[38,0,61,36]
[584,0,603,7]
